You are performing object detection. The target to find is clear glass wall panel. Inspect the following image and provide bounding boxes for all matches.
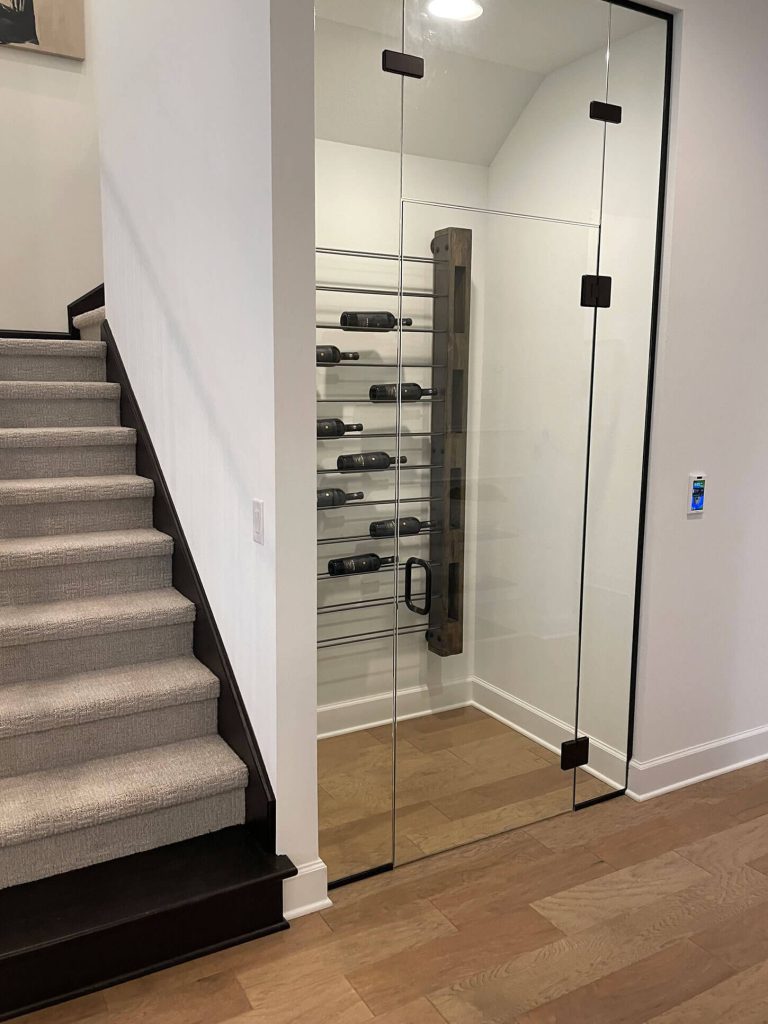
[315,0,405,884]
[393,202,601,863]
[401,0,611,226]
[575,5,669,803]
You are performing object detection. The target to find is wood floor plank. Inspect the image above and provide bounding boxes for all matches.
[515,939,734,1024]
[237,898,456,997]
[104,971,251,1024]
[587,804,737,869]
[430,764,572,822]
[430,865,768,1022]
[691,897,768,970]
[450,730,555,772]
[430,847,612,928]
[644,958,768,1024]
[13,993,107,1024]
[101,915,333,1010]
[347,905,563,1016]
[676,811,768,872]
[325,828,547,925]
[245,972,373,1024]
[407,785,595,856]
[531,852,710,935]
[368,998,449,1023]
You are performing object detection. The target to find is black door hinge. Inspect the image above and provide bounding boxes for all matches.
[581,275,612,309]
[382,49,424,79]
[590,100,622,124]
[561,736,590,771]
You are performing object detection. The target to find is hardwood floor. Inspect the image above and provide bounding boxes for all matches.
[19,758,768,1024]
[319,707,613,881]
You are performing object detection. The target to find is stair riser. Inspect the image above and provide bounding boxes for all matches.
[0,446,136,479]
[0,498,153,538]
[0,556,172,605]
[0,399,120,429]
[0,701,217,777]
[0,355,105,382]
[0,789,245,890]
[0,622,194,685]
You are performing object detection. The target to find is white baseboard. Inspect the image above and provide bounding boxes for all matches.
[317,678,472,739]
[283,858,332,920]
[628,723,768,801]
[470,676,627,790]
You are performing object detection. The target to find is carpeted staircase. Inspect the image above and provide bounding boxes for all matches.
[0,336,249,890]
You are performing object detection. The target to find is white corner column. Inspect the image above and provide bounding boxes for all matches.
[271,0,330,918]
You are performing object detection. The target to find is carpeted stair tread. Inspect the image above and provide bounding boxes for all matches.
[0,475,153,505]
[0,382,120,401]
[0,737,247,848]
[0,657,219,739]
[0,529,172,569]
[0,589,195,649]
[0,339,106,359]
[0,427,135,449]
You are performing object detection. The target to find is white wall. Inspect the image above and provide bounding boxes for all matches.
[90,0,323,916]
[630,0,768,797]
[476,24,666,787]
[0,0,102,332]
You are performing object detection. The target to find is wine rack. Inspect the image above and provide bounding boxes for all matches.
[316,230,472,654]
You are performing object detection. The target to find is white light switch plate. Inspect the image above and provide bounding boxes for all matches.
[252,499,264,544]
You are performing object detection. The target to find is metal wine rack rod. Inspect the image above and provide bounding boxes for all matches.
[316,465,436,475]
[318,593,430,615]
[316,246,435,265]
[317,560,440,582]
[316,397,443,404]
[318,530,440,547]
[316,284,434,299]
[317,362,445,369]
[317,431,443,441]
[316,323,439,334]
[317,495,440,509]
[318,624,428,650]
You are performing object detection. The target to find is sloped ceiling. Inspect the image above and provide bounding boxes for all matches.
[316,0,650,166]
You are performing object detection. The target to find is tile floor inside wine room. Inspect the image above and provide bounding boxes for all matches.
[20,757,768,1024]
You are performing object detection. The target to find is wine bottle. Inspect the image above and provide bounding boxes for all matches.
[316,346,360,365]
[369,517,435,538]
[327,553,395,576]
[340,312,414,331]
[317,488,364,508]
[369,383,437,402]
[336,451,407,472]
[317,418,364,439]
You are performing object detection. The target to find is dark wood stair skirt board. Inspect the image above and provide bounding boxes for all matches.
[0,823,296,1021]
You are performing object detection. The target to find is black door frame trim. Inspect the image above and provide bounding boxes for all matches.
[575,0,674,807]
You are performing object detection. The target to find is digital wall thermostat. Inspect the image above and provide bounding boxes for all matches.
[687,473,706,515]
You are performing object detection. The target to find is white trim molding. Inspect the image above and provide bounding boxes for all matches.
[317,678,472,739]
[628,723,768,801]
[283,858,333,920]
[470,676,627,791]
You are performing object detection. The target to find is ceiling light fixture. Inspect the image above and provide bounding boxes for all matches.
[427,0,484,22]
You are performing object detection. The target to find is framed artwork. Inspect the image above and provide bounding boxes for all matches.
[0,0,85,61]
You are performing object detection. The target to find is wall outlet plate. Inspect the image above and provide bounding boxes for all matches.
[252,499,265,544]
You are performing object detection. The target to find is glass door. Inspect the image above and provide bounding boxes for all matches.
[313,0,670,882]
[393,0,611,863]
[314,0,404,883]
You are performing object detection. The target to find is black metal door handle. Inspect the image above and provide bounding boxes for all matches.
[405,557,432,616]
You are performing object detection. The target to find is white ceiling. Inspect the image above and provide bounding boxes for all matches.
[315,0,654,166]
[316,0,649,74]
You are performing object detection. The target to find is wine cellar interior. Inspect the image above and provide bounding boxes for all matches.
[315,0,669,885]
